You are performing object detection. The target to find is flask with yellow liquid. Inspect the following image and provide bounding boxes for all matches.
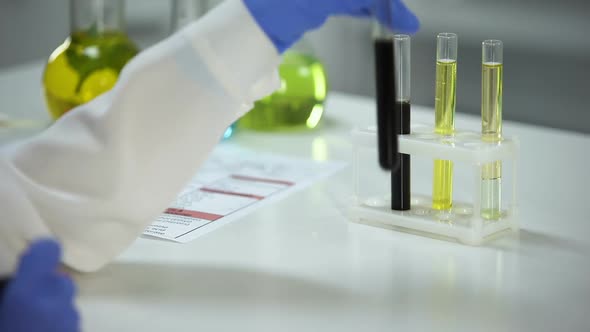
[43,0,139,120]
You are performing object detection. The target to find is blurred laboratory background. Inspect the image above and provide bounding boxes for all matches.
[1,0,588,133]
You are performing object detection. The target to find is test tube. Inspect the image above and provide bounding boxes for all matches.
[391,34,411,211]
[481,40,503,220]
[432,33,457,211]
[373,0,399,171]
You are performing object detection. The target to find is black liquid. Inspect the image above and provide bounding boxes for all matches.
[374,38,399,171]
[391,101,411,211]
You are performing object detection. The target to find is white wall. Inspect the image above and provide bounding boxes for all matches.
[1,0,588,132]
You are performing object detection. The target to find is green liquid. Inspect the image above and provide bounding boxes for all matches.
[238,51,328,131]
[43,30,138,119]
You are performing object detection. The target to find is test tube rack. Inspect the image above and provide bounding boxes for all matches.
[350,124,519,245]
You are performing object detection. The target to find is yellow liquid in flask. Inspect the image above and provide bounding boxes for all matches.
[43,30,138,119]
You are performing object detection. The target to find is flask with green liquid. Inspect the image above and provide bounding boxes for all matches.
[238,40,329,132]
[43,0,139,120]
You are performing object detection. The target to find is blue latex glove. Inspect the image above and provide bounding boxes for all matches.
[0,239,80,332]
[243,0,420,52]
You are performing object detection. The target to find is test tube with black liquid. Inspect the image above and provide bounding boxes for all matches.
[373,0,399,171]
[391,35,411,211]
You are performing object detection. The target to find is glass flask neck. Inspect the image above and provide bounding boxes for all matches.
[70,0,125,34]
[171,0,212,32]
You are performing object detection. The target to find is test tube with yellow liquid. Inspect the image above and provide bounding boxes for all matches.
[432,33,457,211]
[481,40,504,220]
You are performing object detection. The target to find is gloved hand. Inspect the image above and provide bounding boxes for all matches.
[243,0,420,52]
[0,239,80,332]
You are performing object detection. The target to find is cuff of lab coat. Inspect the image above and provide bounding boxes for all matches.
[180,0,281,103]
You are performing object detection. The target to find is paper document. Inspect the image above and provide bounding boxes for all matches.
[143,146,345,243]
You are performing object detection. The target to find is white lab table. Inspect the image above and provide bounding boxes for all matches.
[1,63,589,332]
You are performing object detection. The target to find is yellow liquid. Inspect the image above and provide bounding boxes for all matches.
[433,160,454,210]
[481,178,502,220]
[481,62,503,219]
[433,60,457,210]
[238,51,328,131]
[43,30,138,119]
[481,62,502,143]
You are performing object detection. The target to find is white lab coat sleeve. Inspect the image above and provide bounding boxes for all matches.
[0,0,281,275]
